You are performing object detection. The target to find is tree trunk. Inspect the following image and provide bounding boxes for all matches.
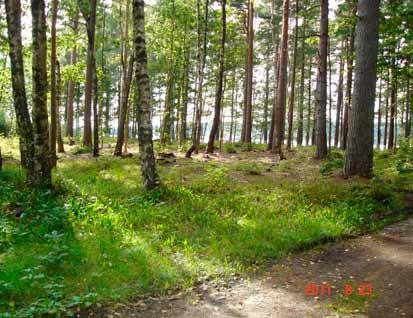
[334,42,344,148]
[384,73,389,147]
[341,16,356,150]
[287,0,299,150]
[263,66,270,143]
[93,62,99,157]
[377,78,382,148]
[56,61,65,153]
[242,0,254,145]
[344,0,380,177]
[186,0,209,158]
[82,0,97,148]
[405,75,411,138]
[388,66,396,151]
[296,18,306,146]
[65,11,79,145]
[50,0,58,167]
[114,55,135,156]
[306,57,312,146]
[206,0,226,153]
[5,0,35,183]
[314,0,328,159]
[133,0,159,190]
[31,0,52,186]
[272,0,289,158]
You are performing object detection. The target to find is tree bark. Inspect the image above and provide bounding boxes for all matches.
[405,75,411,138]
[56,61,65,153]
[242,0,254,145]
[114,55,135,156]
[271,0,289,158]
[341,14,356,150]
[5,0,35,183]
[296,18,306,146]
[49,0,58,167]
[377,78,382,148]
[314,0,328,159]
[334,42,344,148]
[305,57,312,146]
[186,0,209,158]
[344,0,380,177]
[81,0,97,148]
[287,0,299,150]
[31,0,52,186]
[133,0,159,190]
[206,0,226,153]
[65,11,79,145]
[388,65,396,151]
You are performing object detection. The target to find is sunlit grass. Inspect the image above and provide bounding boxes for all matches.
[0,142,410,317]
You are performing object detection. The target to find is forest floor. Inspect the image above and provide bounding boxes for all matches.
[1,138,413,317]
[104,208,413,318]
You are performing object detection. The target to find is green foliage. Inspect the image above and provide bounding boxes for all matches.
[320,150,344,176]
[395,138,413,173]
[224,143,237,154]
[233,161,266,175]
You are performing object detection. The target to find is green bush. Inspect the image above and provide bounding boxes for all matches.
[395,138,413,173]
[0,111,10,136]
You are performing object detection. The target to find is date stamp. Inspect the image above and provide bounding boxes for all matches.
[304,282,373,297]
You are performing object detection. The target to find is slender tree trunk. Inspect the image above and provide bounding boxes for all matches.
[179,39,190,144]
[306,57,312,146]
[31,0,51,186]
[82,0,97,148]
[65,11,78,145]
[315,0,328,159]
[99,4,107,148]
[263,66,270,143]
[5,0,35,183]
[206,0,226,153]
[384,75,389,147]
[377,78,382,148]
[243,0,254,145]
[328,38,332,151]
[114,55,135,156]
[272,0,289,158]
[133,0,159,190]
[186,0,209,158]
[296,18,306,146]
[93,63,99,157]
[388,64,396,150]
[49,0,58,167]
[405,75,411,138]
[229,73,237,142]
[334,42,344,147]
[341,15,356,150]
[344,0,380,177]
[56,61,65,153]
[287,0,299,150]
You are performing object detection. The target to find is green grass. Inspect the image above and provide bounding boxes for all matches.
[0,143,411,317]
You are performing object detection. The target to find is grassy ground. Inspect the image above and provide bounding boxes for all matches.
[0,137,412,317]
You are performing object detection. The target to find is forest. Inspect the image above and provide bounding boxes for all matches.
[0,0,412,316]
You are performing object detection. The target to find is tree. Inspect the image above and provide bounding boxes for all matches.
[314,0,328,159]
[50,0,59,167]
[5,0,35,182]
[206,0,226,153]
[133,0,159,190]
[80,0,97,148]
[241,0,254,145]
[271,0,289,158]
[65,11,79,145]
[334,42,344,147]
[31,0,52,186]
[344,0,380,177]
[287,0,299,151]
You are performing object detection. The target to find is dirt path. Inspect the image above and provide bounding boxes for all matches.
[102,214,413,318]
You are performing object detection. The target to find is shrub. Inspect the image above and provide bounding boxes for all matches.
[395,138,413,173]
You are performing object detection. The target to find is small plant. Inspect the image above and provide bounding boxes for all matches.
[233,161,265,175]
[395,138,413,173]
[71,145,91,155]
[224,143,237,154]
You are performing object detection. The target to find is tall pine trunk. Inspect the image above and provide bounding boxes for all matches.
[344,0,380,177]
[315,0,328,159]
[272,0,289,158]
[50,0,58,166]
[296,18,306,146]
[334,43,344,148]
[206,0,226,153]
[287,0,299,150]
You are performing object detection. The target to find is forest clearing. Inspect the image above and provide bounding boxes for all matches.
[0,0,412,316]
